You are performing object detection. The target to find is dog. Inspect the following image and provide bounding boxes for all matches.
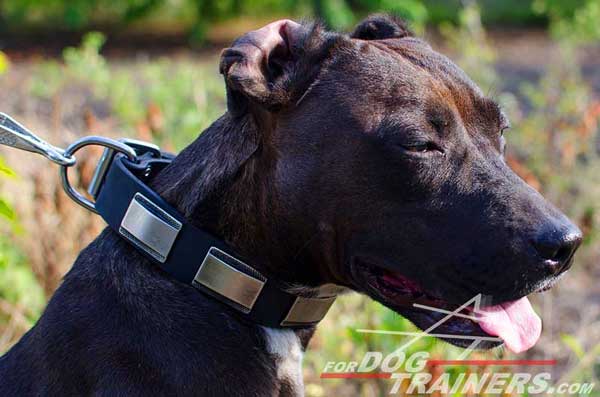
[0,14,582,396]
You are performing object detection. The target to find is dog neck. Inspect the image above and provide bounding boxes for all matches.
[150,112,330,288]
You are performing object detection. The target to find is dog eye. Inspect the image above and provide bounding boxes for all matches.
[401,142,439,153]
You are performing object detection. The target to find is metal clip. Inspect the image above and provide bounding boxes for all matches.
[0,112,75,166]
[0,112,160,215]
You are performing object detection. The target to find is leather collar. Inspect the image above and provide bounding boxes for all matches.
[92,145,336,328]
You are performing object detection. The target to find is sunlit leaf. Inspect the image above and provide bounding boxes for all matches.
[0,157,17,178]
[0,198,15,221]
[0,51,9,75]
[560,333,585,359]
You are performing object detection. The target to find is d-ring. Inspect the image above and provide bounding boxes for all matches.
[59,136,137,213]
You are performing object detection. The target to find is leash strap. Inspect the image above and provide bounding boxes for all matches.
[94,151,336,328]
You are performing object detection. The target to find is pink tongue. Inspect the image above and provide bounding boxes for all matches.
[476,297,542,354]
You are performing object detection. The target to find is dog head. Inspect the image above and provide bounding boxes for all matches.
[217,15,582,351]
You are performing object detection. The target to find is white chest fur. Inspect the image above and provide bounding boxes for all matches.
[262,327,304,396]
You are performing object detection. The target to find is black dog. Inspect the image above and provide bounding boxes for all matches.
[0,15,581,396]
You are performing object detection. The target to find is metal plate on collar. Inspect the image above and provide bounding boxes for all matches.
[281,295,337,326]
[119,193,182,263]
[193,247,266,313]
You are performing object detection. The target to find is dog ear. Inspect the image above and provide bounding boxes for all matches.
[351,14,413,40]
[220,19,322,116]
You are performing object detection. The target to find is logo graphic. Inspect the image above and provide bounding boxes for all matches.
[319,294,595,395]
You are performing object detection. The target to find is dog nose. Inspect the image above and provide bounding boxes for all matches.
[532,223,582,274]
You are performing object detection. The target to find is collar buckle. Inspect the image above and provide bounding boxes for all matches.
[88,138,160,199]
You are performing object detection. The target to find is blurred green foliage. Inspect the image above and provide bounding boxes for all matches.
[439,2,497,90]
[0,158,16,223]
[0,0,587,42]
[537,0,600,44]
[0,57,46,345]
[0,53,9,75]
[29,32,225,150]
[0,237,46,325]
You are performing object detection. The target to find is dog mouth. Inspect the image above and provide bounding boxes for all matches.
[353,260,543,353]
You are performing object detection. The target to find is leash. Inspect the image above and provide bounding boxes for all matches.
[0,113,336,328]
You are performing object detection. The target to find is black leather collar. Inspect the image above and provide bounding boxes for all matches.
[92,147,336,328]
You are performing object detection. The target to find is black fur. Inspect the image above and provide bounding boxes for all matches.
[351,14,413,40]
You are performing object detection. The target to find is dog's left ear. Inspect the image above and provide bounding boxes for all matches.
[351,14,413,40]
[220,20,326,116]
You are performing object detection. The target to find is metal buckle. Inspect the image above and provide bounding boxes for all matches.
[88,138,161,199]
[119,193,182,263]
[280,295,337,326]
[193,247,266,313]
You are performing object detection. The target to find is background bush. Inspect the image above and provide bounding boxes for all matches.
[0,0,586,40]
